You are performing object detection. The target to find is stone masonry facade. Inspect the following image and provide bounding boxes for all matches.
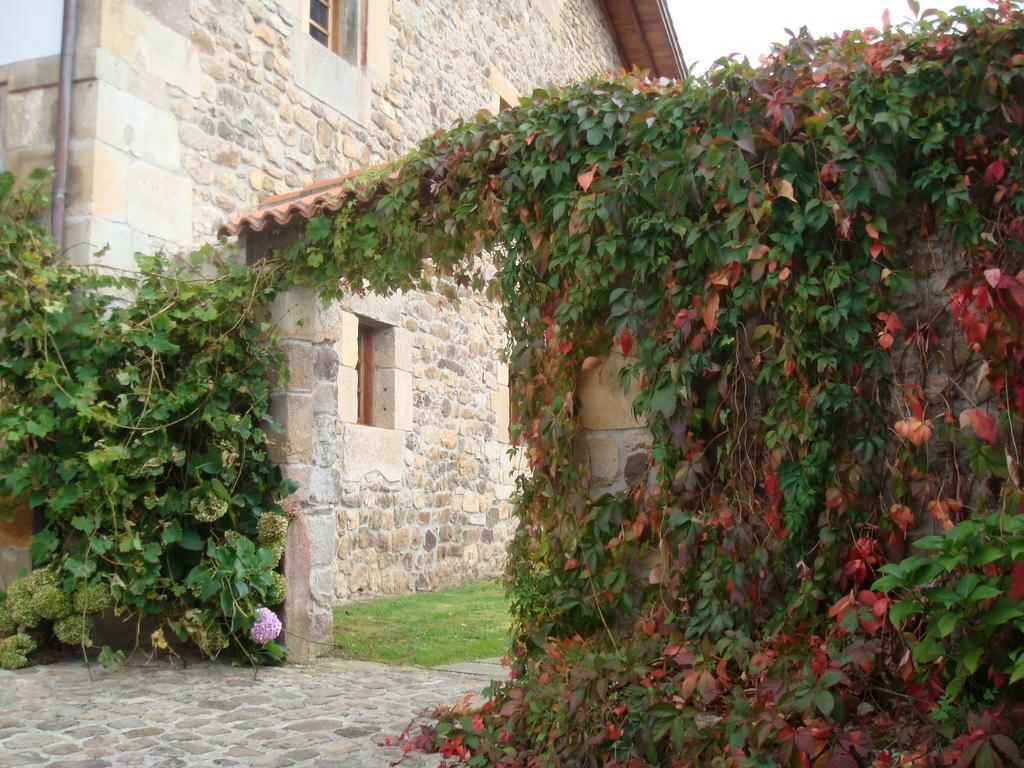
[1,0,618,267]
[0,0,621,648]
[264,279,525,657]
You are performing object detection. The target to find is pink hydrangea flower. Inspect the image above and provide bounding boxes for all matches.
[249,607,282,644]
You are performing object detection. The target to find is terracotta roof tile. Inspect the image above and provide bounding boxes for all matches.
[218,165,384,238]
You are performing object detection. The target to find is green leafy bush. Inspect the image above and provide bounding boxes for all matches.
[0,169,294,666]
[0,634,36,670]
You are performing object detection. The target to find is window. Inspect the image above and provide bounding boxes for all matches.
[308,0,363,65]
[356,322,374,425]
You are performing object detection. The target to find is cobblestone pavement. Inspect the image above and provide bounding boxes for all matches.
[0,658,494,767]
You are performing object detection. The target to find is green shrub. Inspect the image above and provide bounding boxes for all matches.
[5,579,39,628]
[0,634,36,670]
[256,512,289,546]
[0,170,294,666]
[0,605,14,636]
[73,582,111,614]
[266,571,287,606]
[30,585,72,621]
[53,614,92,647]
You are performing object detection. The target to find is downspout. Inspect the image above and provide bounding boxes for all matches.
[51,0,78,252]
[35,0,78,558]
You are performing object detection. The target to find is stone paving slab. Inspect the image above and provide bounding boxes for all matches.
[433,658,504,682]
[0,658,488,767]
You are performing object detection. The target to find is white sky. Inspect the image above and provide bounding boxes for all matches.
[668,0,990,73]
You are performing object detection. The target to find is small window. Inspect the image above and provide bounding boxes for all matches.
[356,323,374,425]
[308,0,363,65]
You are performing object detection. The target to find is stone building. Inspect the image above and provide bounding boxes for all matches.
[0,0,683,659]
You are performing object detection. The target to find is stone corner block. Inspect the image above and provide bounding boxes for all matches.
[578,351,646,431]
[268,392,315,463]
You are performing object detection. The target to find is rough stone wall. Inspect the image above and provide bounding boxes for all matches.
[265,279,521,660]
[334,288,521,598]
[1,0,618,263]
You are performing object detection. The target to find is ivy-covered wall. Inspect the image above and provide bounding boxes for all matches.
[267,4,1024,764]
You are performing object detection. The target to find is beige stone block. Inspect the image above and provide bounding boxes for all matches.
[3,145,56,191]
[365,0,391,80]
[337,310,359,368]
[282,341,314,392]
[373,368,412,431]
[338,365,358,423]
[63,216,149,270]
[68,142,128,221]
[268,286,320,342]
[578,352,645,430]
[4,87,58,149]
[497,361,509,387]
[125,161,192,245]
[101,0,201,97]
[337,423,404,483]
[93,82,181,169]
[268,392,314,464]
[391,527,410,549]
[580,435,621,487]
[344,292,402,326]
[373,326,412,371]
[494,384,511,443]
[530,0,563,28]
[624,428,653,452]
[5,55,59,92]
[463,493,480,514]
[488,67,520,115]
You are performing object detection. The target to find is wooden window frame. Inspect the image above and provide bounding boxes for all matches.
[308,0,366,66]
[356,323,374,426]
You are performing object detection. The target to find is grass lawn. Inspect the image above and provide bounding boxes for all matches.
[332,580,511,667]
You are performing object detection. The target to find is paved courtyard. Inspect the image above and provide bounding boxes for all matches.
[1,657,497,767]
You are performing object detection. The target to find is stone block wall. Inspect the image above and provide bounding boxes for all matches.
[267,281,520,660]
[576,352,653,497]
[2,0,618,262]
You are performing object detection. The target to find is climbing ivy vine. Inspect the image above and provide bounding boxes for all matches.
[283,4,1024,765]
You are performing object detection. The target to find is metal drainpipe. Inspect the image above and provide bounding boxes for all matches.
[34,0,78,558]
[51,0,78,253]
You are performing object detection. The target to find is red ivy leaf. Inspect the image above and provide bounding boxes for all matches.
[1010,563,1024,601]
[959,408,996,443]
[617,329,634,357]
[703,291,721,334]
[577,164,597,192]
[984,159,1006,186]
[890,504,914,535]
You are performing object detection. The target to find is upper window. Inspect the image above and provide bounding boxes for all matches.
[309,0,363,65]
